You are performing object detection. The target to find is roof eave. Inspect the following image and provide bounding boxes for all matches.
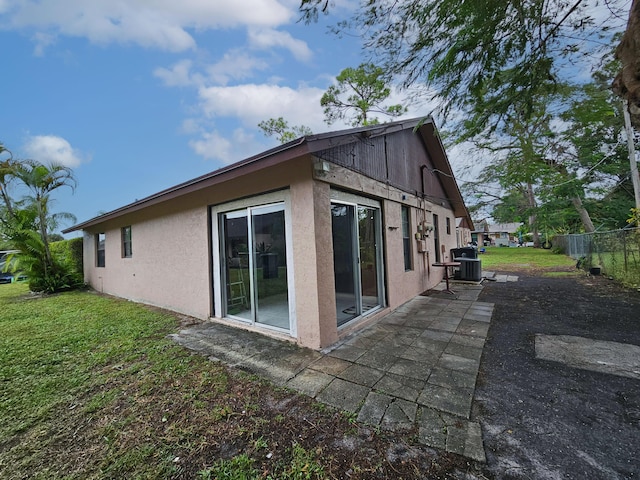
[416,122,474,230]
[63,137,310,233]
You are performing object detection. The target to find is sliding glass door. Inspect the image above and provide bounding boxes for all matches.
[221,203,289,330]
[332,199,384,327]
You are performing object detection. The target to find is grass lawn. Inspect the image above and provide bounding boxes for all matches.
[0,283,465,479]
[479,246,577,274]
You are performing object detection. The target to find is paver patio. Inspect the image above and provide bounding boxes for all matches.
[170,282,493,461]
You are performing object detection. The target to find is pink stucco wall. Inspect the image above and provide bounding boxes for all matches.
[83,199,211,319]
[82,157,461,349]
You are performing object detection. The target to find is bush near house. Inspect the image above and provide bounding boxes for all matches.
[50,237,83,277]
[12,236,85,292]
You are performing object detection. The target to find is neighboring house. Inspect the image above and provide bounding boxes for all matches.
[64,118,473,350]
[473,220,522,247]
[455,217,473,247]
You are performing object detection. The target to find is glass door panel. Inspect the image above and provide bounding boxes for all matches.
[358,206,379,314]
[252,205,289,329]
[221,203,290,331]
[222,211,252,321]
[332,203,358,326]
[332,201,383,327]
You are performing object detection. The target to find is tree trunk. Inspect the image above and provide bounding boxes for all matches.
[36,194,52,276]
[613,0,640,129]
[571,196,595,233]
[526,183,540,246]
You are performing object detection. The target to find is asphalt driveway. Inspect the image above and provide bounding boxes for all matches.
[475,272,640,479]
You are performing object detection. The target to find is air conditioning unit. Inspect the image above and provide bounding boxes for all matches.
[453,258,482,281]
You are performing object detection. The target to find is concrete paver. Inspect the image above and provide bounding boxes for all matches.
[375,373,425,402]
[170,281,494,461]
[315,377,370,412]
[382,398,418,430]
[357,391,393,424]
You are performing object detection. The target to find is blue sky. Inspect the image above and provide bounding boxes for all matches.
[0,0,431,236]
[1,1,627,233]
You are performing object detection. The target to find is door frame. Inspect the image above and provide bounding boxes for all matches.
[210,190,296,336]
[330,189,386,327]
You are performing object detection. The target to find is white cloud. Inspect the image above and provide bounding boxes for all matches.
[3,0,293,52]
[187,81,435,162]
[205,51,270,86]
[197,83,329,132]
[23,135,88,168]
[154,52,275,88]
[189,128,259,164]
[180,118,202,135]
[196,82,429,132]
[32,31,56,56]
[248,28,313,61]
[154,60,199,87]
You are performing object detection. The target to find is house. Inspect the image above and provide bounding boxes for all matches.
[64,118,473,350]
[455,217,473,247]
[473,220,522,247]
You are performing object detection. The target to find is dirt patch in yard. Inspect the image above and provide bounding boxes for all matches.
[475,268,640,479]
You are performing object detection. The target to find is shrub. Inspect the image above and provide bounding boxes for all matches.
[50,237,83,276]
[8,235,84,293]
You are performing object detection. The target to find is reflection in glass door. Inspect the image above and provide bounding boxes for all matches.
[221,203,289,331]
[332,204,357,326]
[433,213,441,262]
[223,211,252,321]
[252,205,289,329]
[332,201,383,327]
[358,206,380,312]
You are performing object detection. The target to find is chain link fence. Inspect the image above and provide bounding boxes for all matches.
[553,227,640,287]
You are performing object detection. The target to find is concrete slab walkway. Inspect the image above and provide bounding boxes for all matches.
[169,282,493,462]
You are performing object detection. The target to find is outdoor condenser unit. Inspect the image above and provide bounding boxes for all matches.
[450,248,482,282]
[457,258,482,282]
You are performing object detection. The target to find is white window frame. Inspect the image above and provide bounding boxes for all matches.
[210,190,296,337]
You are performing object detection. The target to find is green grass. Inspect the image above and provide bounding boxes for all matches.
[197,443,324,480]
[591,251,640,287]
[0,283,336,479]
[478,246,577,271]
[0,284,179,439]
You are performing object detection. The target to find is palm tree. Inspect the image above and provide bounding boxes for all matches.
[10,160,77,277]
[0,143,17,221]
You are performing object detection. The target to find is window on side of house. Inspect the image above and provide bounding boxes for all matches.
[446,217,451,235]
[122,226,132,258]
[96,233,106,267]
[401,205,412,271]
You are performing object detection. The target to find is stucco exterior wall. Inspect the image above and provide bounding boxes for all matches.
[83,157,314,323]
[83,201,211,319]
[290,179,337,349]
[81,155,462,350]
